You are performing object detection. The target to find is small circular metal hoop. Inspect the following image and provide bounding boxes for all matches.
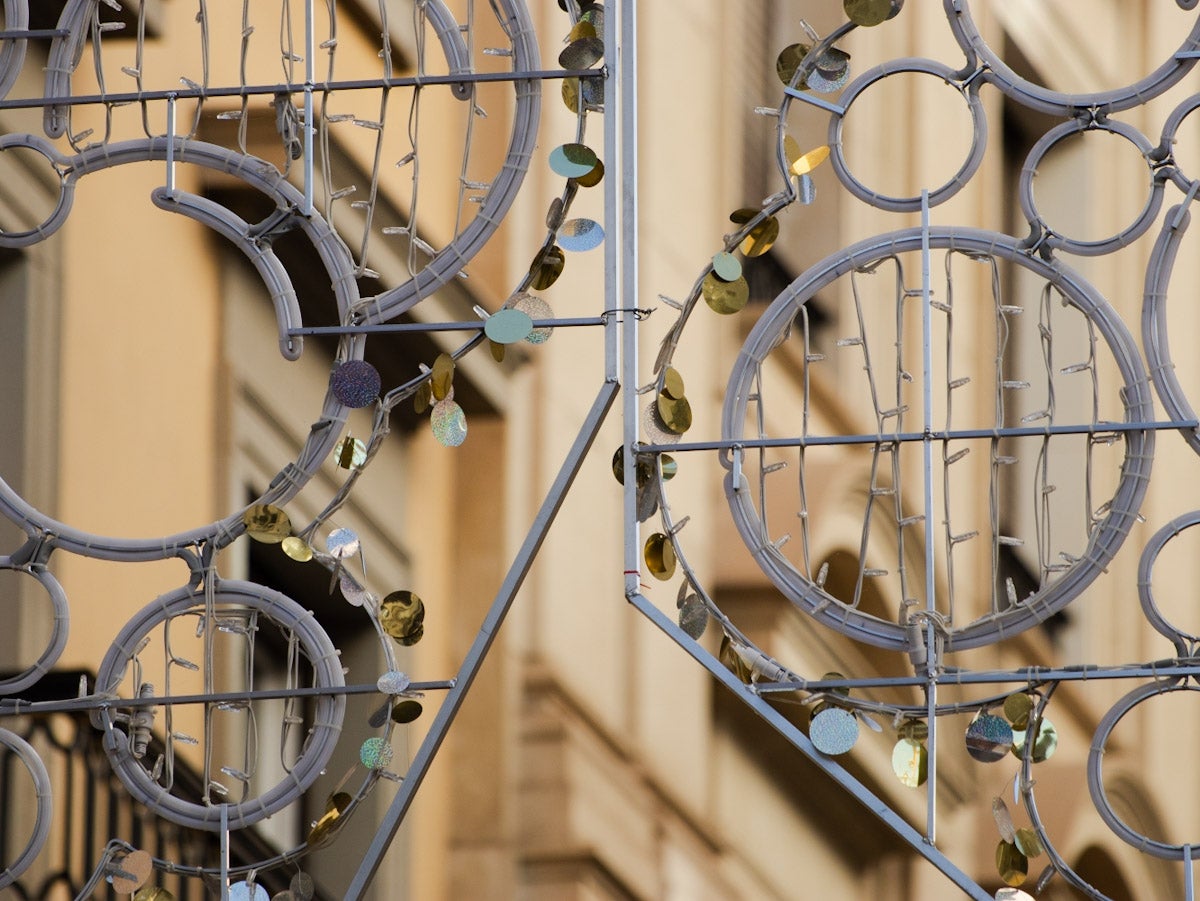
[0,565,69,695]
[0,0,29,101]
[1088,680,1200,860]
[946,0,1200,117]
[0,727,53,889]
[1019,118,1163,257]
[92,581,345,832]
[1137,512,1200,656]
[827,58,987,212]
[722,228,1154,651]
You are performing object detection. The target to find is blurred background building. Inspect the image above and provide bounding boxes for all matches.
[1,1,1198,899]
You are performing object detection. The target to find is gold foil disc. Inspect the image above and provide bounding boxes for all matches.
[1003,693,1033,730]
[656,393,693,435]
[1014,828,1044,859]
[244,505,291,544]
[644,532,676,580]
[306,792,352,846]
[380,590,426,645]
[133,888,175,901]
[702,272,749,314]
[662,367,685,399]
[575,158,604,188]
[281,536,314,562]
[897,720,928,742]
[844,0,903,27]
[392,699,424,724]
[730,208,780,257]
[529,245,566,290]
[333,436,367,469]
[1011,718,1058,763]
[414,381,432,415]
[996,840,1028,887]
[431,353,455,401]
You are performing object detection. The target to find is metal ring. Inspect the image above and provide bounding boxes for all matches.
[721,227,1154,652]
[1137,512,1200,656]
[826,58,987,213]
[0,727,53,889]
[92,580,345,832]
[1088,679,1197,860]
[1018,117,1163,257]
[944,0,1200,117]
[0,564,69,695]
[0,0,28,102]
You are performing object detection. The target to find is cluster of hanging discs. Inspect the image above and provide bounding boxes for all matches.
[644,0,1200,897]
[0,0,612,896]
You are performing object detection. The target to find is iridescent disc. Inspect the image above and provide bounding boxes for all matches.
[377,670,411,695]
[333,436,367,469]
[644,532,676,580]
[891,738,927,787]
[806,49,851,94]
[712,251,742,281]
[360,736,394,769]
[1011,719,1058,763]
[810,706,859,756]
[549,143,598,179]
[229,883,269,901]
[379,590,426,645]
[431,399,468,447]
[111,850,153,893]
[484,308,534,345]
[512,294,554,344]
[678,596,708,639]
[642,400,681,445]
[558,218,604,252]
[290,872,315,901]
[965,713,1014,763]
[559,37,604,70]
[326,527,360,559]
[244,504,291,544]
[529,245,566,290]
[996,840,1028,887]
[340,572,371,607]
[330,360,381,408]
[392,699,424,724]
[702,272,749,315]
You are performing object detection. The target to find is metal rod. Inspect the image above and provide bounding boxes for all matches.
[220,803,230,900]
[782,85,846,116]
[0,69,602,113]
[1186,843,1194,901]
[638,418,1194,453]
[921,189,937,845]
[165,94,177,195]
[625,591,993,901]
[345,381,619,899]
[286,317,605,336]
[0,29,70,39]
[302,0,315,215]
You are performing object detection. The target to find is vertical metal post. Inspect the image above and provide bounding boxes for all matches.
[165,93,177,196]
[1187,844,1195,901]
[920,189,938,844]
[302,0,315,215]
[617,0,640,598]
[219,803,230,900]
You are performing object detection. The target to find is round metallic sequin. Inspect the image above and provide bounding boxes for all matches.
[656,392,693,435]
[844,0,903,27]
[810,706,859,755]
[891,737,927,787]
[360,736,394,769]
[133,888,174,901]
[379,590,426,645]
[244,504,291,544]
[549,143,599,179]
[512,294,554,344]
[559,36,604,70]
[575,158,604,188]
[702,272,749,315]
[644,532,676,580]
[528,245,566,290]
[558,218,604,252]
[326,527,360,559]
[306,792,351,846]
[431,354,455,401]
[339,573,371,607]
[642,400,681,445]
[965,713,1014,763]
[711,251,742,281]
[996,840,1028,887]
[678,595,708,639]
[730,208,781,258]
[431,399,468,447]
[1011,718,1058,763]
[662,367,685,399]
[333,436,367,469]
[992,796,1017,844]
[290,871,315,901]
[330,359,381,408]
[111,850,153,893]
[377,671,411,695]
[1003,693,1033,729]
[1014,827,1044,859]
[392,699,424,724]
[229,883,268,901]
[485,308,534,345]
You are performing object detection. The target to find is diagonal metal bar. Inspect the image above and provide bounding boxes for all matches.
[625,591,993,901]
[345,381,618,899]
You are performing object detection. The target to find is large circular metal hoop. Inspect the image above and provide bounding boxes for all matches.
[92,581,345,832]
[0,137,360,561]
[0,727,52,889]
[721,228,1154,652]
[827,58,987,213]
[1088,679,1200,860]
[944,0,1200,117]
